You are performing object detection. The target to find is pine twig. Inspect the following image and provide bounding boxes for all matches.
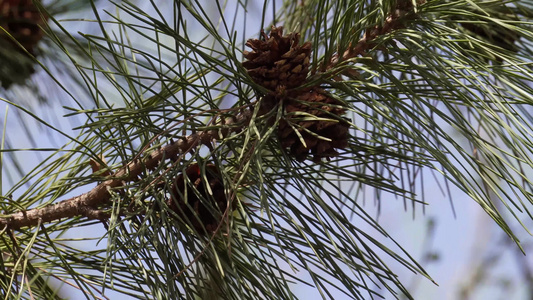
[0,1,422,231]
[0,110,251,230]
[323,1,421,72]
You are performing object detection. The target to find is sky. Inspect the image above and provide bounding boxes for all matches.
[1,0,532,299]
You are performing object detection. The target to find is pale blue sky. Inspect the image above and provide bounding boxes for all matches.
[1,1,532,299]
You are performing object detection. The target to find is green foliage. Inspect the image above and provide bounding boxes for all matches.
[1,0,533,299]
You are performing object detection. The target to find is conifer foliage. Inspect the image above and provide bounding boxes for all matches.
[1,0,533,299]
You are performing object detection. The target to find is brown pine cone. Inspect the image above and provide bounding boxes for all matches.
[243,26,312,96]
[279,88,350,162]
[243,27,350,162]
[0,0,47,54]
[460,20,519,62]
[453,4,519,63]
[167,163,229,234]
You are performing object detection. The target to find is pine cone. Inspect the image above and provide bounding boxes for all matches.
[167,163,229,234]
[243,27,350,162]
[456,4,519,63]
[460,21,519,61]
[243,26,312,110]
[279,88,350,162]
[0,0,47,54]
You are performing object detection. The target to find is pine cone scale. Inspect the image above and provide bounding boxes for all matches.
[0,0,46,54]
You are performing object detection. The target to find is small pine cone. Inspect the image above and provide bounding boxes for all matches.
[279,88,350,162]
[460,21,519,58]
[0,0,47,54]
[167,163,229,234]
[242,26,312,95]
[455,5,519,63]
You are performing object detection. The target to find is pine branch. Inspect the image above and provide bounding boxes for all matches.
[0,0,422,231]
[321,0,422,72]
[0,110,251,230]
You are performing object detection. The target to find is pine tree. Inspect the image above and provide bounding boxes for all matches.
[1,0,533,299]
